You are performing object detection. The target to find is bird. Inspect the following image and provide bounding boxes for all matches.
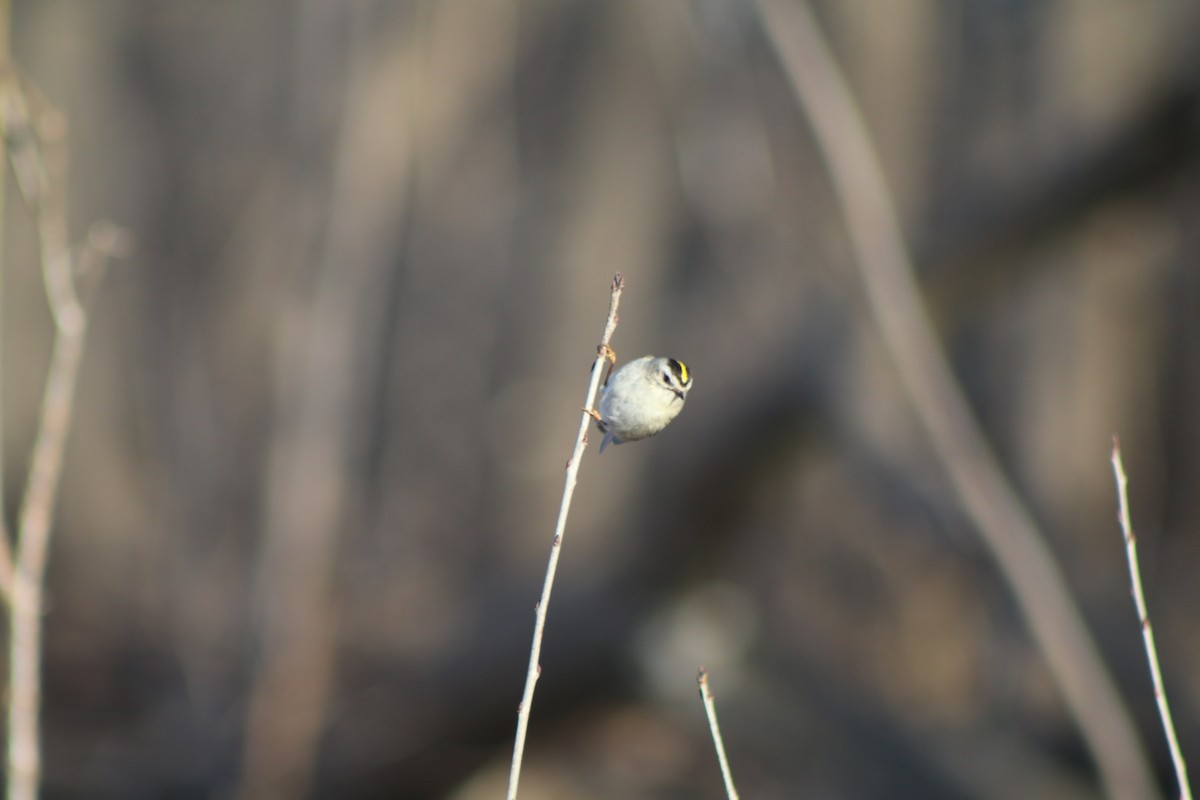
[591,355,692,453]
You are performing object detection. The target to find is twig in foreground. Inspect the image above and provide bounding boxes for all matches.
[6,224,126,800]
[4,62,130,798]
[1111,438,1193,800]
[698,668,740,800]
[506,273,625,800]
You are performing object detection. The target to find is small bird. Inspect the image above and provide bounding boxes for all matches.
[593,355,692,453]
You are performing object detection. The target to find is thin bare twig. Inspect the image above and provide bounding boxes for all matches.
[1111,438,1192,800]
[506,273,625,800]
[698,668,740,800]
[7,332,83,800]
[754,2,1156,797]
[5,74,75,800]
[8,230,123,800]
[3,73,126,800]
[0,0,11,591]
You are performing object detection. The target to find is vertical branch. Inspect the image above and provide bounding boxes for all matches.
[506,273,625,800]
[753,2,1157,797]
[2,72,125,800]
[698,669,740,800]
[5,78,77,800]
[1111,439,1192,800]
[7,331,82,800]
[8,226,123,800]
[235,6,361,793]
[0,0,11,584]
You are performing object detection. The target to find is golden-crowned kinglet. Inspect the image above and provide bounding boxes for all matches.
[595,356,692,453]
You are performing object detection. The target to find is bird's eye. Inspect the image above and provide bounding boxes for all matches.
[661,369,672,383]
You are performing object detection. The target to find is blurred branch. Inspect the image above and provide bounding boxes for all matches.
[0,0,9,579]
[754,1,1157,798]
[1111,438,1192,800]
[238,4,524,795]
[3,70,128,800]
[507,273,625,800]
[235,7,362,798]
[698,668,740,800]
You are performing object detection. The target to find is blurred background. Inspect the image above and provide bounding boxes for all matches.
[3,1,1200,798]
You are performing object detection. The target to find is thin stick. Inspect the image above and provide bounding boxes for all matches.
[4,99,74,800]
[753,2,1157,798]
[7,332,82,800]
[506,273,625,800]
[2,74,125,799]
[7,230,121,800]
[698,669,740,800]
[1111,438,1193,800]
[0,0,12,594]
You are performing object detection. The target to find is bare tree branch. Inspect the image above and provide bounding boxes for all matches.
[698,668,740,800]
[2,67,127,800]
[754,1,1157,797]
[507,273,625,800]
[1112,438,1192,800]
